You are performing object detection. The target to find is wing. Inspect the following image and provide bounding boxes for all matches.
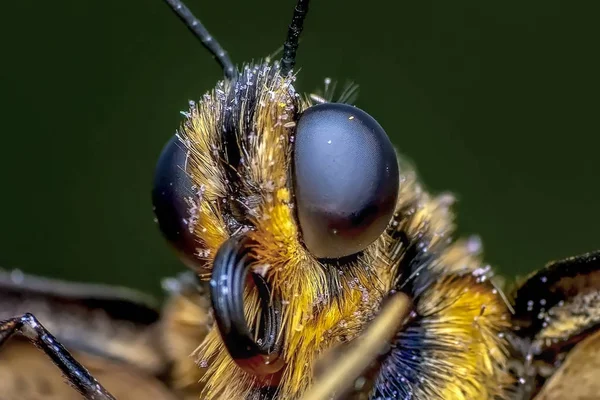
[0,268,165,372]
[0,269,215,399]
[0,268,160,322]
[509,250,600,398]
[532,328,600,400]
[0,268,177,399]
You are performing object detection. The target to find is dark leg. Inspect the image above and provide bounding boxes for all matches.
[0,313,116,400]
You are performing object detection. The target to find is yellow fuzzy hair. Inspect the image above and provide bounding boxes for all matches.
[176,63,511,399]
[412,271,511,399]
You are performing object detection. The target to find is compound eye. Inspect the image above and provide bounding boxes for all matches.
[293,103,399,259]
[152,135,199,268]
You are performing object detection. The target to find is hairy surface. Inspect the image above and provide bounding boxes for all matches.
[174,61,511,399]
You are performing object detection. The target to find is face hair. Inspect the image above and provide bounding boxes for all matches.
[163,0,311,79]
[162,0,236,79]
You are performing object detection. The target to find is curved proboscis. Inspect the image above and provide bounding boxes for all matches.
[210,235,284,376]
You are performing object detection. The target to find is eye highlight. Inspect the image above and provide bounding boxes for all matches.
[293,103,399,259]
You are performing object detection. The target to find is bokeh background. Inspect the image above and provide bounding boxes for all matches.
[1,0,598,297]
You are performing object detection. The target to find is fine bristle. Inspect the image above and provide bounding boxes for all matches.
[175,61,511,399]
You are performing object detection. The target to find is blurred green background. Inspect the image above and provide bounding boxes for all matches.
[1,1,598,297]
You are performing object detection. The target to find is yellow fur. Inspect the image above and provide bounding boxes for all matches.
[176,63,511,399]
[421,276,511,399]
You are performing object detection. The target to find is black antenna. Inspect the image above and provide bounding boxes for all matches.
[163,0,236,79]
[280,0,310,76]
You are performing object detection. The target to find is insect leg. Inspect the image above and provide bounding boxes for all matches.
[0,312,116,400]
[302,292,413,400]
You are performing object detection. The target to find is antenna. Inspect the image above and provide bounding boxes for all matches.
[280,0,310,76]
[163,0,236,79]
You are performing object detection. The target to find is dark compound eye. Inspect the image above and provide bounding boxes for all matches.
[152,135,200,269]
[293,103,399,259]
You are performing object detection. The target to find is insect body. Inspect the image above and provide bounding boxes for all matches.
[1,1,598,399]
